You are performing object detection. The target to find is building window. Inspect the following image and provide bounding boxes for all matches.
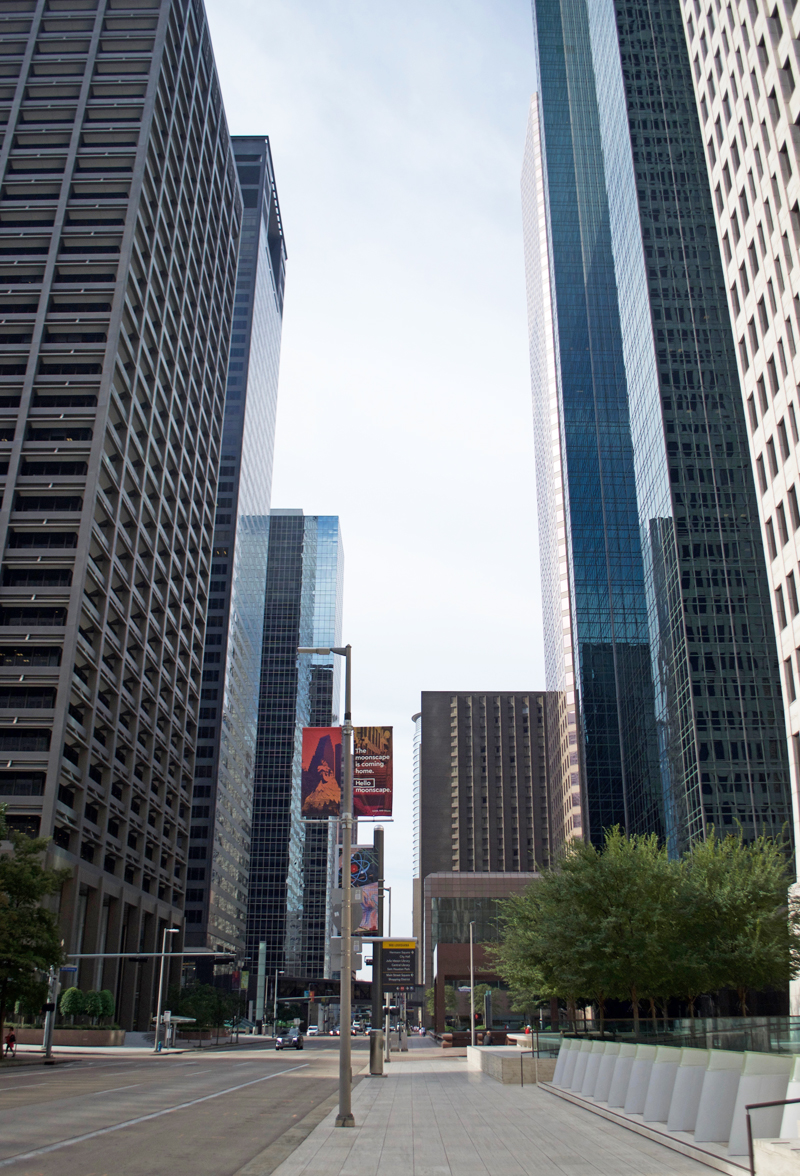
[767,437,779,477]
[767,517,778,559]
[757,454,768,491]
[789,572,800,618]
[789,485,800,529]
[776,585,788,629]
[778,501,789,545]
[786,657,797,701]
[748,394,758,431]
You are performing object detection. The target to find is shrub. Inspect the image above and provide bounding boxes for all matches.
[60,987,84,1021]
[83,990,103,1024]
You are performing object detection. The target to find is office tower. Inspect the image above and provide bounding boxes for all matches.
[675,0,800,855]
[246,511,343,1002]
[415,691,558,1017]
[411,709,422,966]
[0,0,241,1027]
[523,0,792,854]
[185,137,286,970]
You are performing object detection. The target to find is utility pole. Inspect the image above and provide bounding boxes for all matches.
[298,643,355,1127]
[371,825,384,1035]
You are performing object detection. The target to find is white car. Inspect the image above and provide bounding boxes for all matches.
[306,1025,319,1036]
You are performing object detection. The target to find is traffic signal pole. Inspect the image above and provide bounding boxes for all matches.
[371,826,384,1035]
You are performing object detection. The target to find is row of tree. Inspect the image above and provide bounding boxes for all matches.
[493,827,800,1030]
[60,987,116,1025]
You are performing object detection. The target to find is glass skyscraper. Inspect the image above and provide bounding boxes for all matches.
[246,511,344,996]
[185,137,285,970]
[523,0,792,854]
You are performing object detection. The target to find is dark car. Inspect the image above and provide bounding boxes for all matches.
[275,1032,304,1050]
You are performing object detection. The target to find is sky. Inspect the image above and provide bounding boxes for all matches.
[204,0,545,939]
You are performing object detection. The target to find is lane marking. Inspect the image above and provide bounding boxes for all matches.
[0,1064,308,1168]
[97,1085,141,1094]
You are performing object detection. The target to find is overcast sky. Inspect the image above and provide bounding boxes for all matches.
[205,0,544,939]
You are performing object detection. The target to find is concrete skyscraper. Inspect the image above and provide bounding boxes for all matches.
[523,0,793,854]
[184,137,285,972]
[246,511,344,1006]
[0,0,241,1026]
[674,0,800,858]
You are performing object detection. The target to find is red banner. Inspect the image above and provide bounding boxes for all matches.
[301,727,342,818]
[353,726,393,818]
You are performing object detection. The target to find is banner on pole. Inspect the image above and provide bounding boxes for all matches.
[353,726,393,818]
[301,727,342,818]
[338,846,379,935]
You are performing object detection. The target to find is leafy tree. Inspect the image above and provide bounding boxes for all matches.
[0,806,69,1044]
[83,990,103,1024]
[59,986,85,1022]
[424,986,434,1017]
[493,825,800,1028]
[166,982,239,1029]
[684,830,798,1013]
[98,989,115,1023]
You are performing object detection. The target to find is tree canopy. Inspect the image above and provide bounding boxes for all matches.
[0,806,69,1042]
[493,826,800,1026]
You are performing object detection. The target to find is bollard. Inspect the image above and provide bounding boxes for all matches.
[369,1029,384,1077]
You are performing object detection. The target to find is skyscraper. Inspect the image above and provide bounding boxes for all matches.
[246,511,344,1002]
[414,691,556,1025]
[0,0,241,1026]
[523,0,792,854]
[675,0,800,857]
[184,136,286,971]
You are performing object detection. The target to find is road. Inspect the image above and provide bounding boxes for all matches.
[0,1040,369,1176]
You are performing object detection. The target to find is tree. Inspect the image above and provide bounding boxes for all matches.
[0,806,69,1045]
[166,983,239,1029]
[98,989,115,1023]
[84,990,103,1024]
[60,986,85,1022]
[684,830,799,1013]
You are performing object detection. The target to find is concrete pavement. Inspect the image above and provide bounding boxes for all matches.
[267,1054,718,1176]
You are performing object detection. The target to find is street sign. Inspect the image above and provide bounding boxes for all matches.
[380,940,416,990]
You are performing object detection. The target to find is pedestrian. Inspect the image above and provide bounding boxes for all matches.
[483,1030,493,1046]
[4,1029,16,1057]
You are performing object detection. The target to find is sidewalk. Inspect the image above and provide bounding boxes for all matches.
[262,1055,716,1176]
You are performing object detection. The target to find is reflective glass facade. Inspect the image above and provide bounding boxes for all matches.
[524,0,792,853]
[246,512,343,991]
[185,137,285,964]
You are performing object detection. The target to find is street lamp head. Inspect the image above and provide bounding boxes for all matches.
[297,647,332,655]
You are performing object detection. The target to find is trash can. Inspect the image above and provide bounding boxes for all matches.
[369,1029,384,1076]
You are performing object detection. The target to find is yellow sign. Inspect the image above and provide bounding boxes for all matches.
[383,940,415,950]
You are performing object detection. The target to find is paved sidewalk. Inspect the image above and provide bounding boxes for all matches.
[267,1056,715,1176]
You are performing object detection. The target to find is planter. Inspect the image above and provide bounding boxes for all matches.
[13,1028,126,1047]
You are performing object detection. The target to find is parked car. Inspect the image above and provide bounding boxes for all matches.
[275,1032,304,1051]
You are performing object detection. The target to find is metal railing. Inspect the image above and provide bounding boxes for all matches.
[745,1097,800,1176]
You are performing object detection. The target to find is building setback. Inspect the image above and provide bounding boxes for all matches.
[246,511,343,1005]
[675,0,800,866]
[0,0,241,1027]
[523,0,792,854]
[184,136,285,973]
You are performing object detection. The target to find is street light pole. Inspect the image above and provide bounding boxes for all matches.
[273,968,284,1033]
[469,921,475,1048]
[297,643,354,1127]
[153,927,178,1053]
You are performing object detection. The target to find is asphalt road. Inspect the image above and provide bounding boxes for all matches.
[0,1042,359,1176]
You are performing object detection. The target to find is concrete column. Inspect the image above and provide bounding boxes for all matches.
[581,1040,607,1097]
[560,1040,581,1089]
[667,1048,710,1132]
[780,1056,800,1138]
[552,1037,573,1086]
[607,1042,637,1108]
[694,1051,745,1143]
[624,1043,657,1114]
[594,1042,621,1103]
[643,1046,682,1123]
[571,1040,593,1091]
[728,1052,792,1157]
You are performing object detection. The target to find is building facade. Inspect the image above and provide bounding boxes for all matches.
[246,511,344,1004]
[674,0,800,859]
[414,691,560,1023]
[524,0,792,854]
[0,0,241,1027]
[185,136,286,971]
